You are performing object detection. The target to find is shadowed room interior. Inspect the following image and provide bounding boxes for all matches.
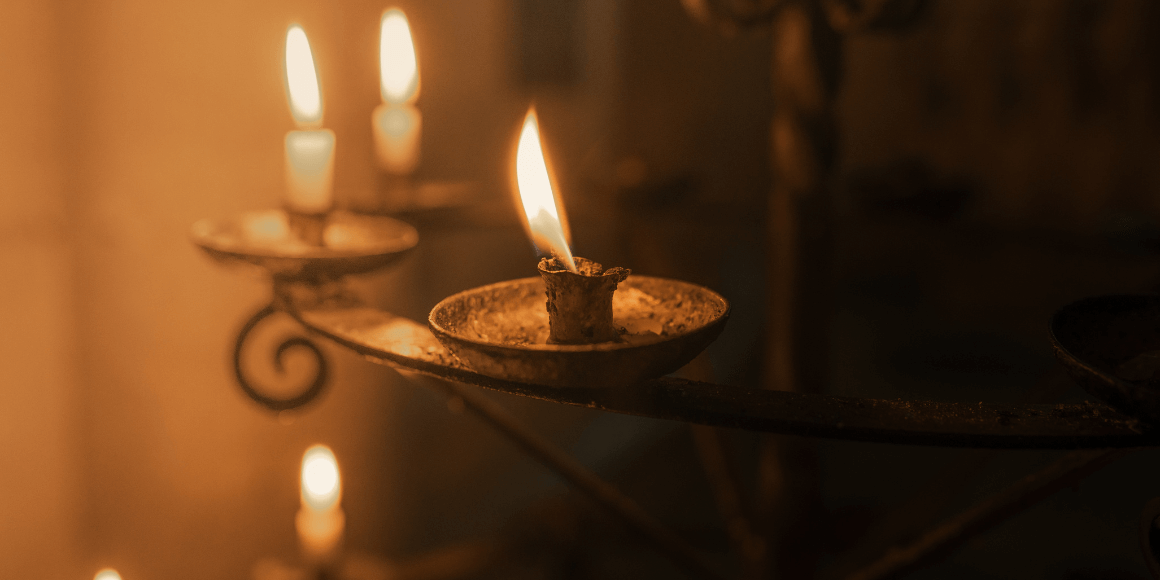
[4,0,1160,579]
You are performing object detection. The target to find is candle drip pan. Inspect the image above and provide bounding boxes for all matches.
[1050,294,1160,427]
[191,209,418,279]
[428,276,730,388]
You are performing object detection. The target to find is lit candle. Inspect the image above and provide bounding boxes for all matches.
[284,25,335,216]
[94,569,121,580]
[514,107,574,271]
[372,8,421,175]
[514,107,630,344]
[295,444,345,566]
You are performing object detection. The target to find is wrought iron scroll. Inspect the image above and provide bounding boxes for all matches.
[233,303,329,411]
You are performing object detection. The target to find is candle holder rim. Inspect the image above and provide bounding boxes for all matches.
[190,209,418,278]
[190,209,418,258]
[429,274,729,353]
[427,275,729,388]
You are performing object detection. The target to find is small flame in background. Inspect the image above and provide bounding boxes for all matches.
[300,444,341,511]
[285,25,323,127]
[94,569,121,580]
[380,9,419,105]
[515,108,576,272]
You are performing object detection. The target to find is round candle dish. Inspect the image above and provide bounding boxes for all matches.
[191,209,418,279]
[428,275,730,388]
[1050,294,1160,426]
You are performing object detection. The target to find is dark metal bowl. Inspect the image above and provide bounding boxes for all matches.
[429,275,730,388]
[191,209,418,279]
[1050,294,1160,426]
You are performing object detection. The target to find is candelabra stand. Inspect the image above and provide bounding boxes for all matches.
[193,205,1160,580]
[191,208,418,411]
[191,1,1160,576]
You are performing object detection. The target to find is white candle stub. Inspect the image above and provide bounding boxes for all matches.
[296,444,345,564]
[373,105,420,174]
[94,569,121,580]
[284,130,335,215]
[283,25,334,214]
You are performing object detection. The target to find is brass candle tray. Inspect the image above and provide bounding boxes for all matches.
[190,209,418,279]
[427,275,730,388]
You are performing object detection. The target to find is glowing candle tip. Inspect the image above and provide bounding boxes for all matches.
[300,444,341,511]
[380,9,419,104]
[285,25,323,127]
[515,108,577,272]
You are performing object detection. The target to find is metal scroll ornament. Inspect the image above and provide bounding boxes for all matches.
[233,303,329,412]
[190,209,419,411]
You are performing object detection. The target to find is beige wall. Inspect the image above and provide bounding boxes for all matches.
[62,0,414,576]
[0,0,80,578]
[840,0,1160,230]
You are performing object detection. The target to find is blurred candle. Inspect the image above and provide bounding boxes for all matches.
[295,444,345,565]
[94,569,121,580]
[372,8,421,175]
[284,25,335,215]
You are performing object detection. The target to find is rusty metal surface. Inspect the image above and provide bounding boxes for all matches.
[428,276,730,388]
[292,305,1160,449]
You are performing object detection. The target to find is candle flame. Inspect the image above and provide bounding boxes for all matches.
[285,25,323,128]
[515,108,576,272]
[300,444,341,511]
[380,9,419,105]
[94,569,122,580]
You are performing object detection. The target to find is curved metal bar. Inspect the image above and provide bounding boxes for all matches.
[841,449,1130,580]
[288,305,1160,449]
[233,303,329,411]
[1141,497,1160,580]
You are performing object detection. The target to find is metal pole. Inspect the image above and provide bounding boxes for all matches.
[428,378,725,580]
[843,449,1130,580]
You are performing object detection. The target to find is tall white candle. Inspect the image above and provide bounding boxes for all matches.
[295,444,345,564]
[373,9,421,175]
[284,25,335,215]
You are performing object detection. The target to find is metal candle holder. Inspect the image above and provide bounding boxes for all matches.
[191,208,418,410]
[428,274,730,388]
[187,199,1160,580]
[192,207,1160,579]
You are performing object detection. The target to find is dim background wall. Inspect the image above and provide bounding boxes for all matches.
[841,0,1160,230]
[5,0,1160,579]
[0,0,78,578]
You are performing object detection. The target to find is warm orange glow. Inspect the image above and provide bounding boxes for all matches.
[285,25,323,128]
[380,9,419,105]
[300,444,340,511]
[94,569,122,580]
[515,108,576,272]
